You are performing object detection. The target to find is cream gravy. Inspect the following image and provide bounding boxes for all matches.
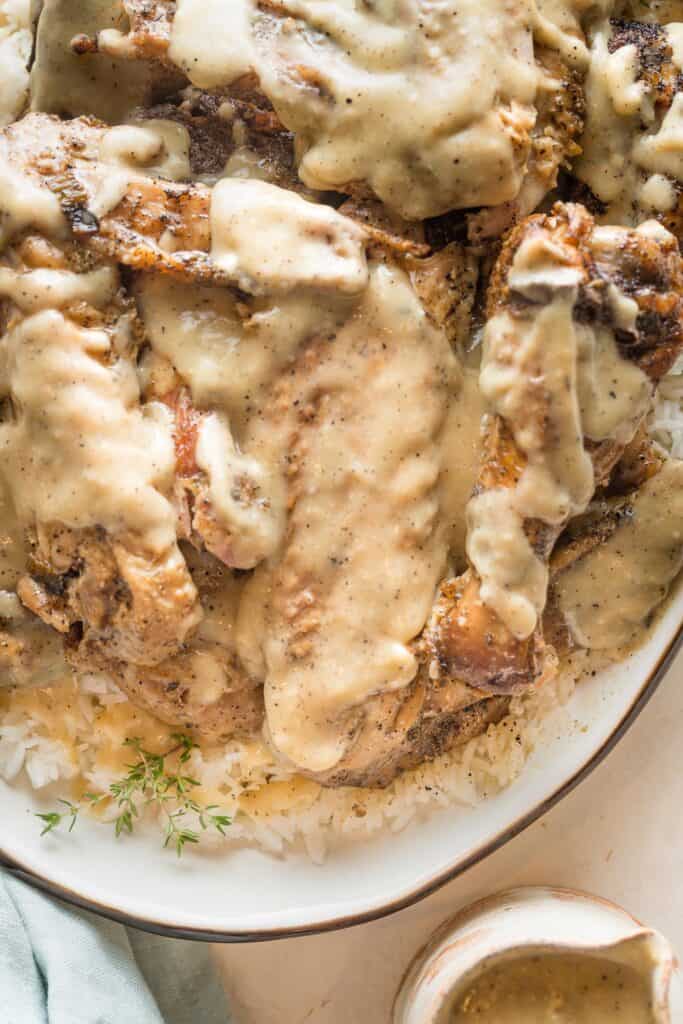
[467,234,650,639]
[0,0,31,127]
[30,0,181,122]
[450,952,656,1022]
[82,119,193,219]
[209,178,368,295]
[556,458,683,648]
[135,276,354,430]
[170,0,540,219]
[257,264,459,771]
[0,131,66,249]
[137,179,369,570]
[0,265,118,313]
[169,0,254,88]
[577,19,683,221]
[635,92,683,182]
[99,121,192,183]
[0,478,25,591]
[194,411,282,567]
[0,301,177,552]
[532,0,611,68]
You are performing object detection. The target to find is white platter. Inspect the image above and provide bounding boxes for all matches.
[0,585,681,941]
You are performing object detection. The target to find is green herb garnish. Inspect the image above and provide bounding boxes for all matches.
[35,733,231,856]
[36,798,80,836]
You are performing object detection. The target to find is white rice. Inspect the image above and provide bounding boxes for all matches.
[0,665,582,863]
[0,368,680,862]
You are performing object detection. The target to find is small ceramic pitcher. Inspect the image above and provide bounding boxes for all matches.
[393,886,682,1023]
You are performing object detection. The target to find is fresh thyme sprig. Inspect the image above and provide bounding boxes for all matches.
[35,733,231,856]
[36,798,79,836]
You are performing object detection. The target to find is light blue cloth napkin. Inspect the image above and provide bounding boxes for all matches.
[0,872,231,1024]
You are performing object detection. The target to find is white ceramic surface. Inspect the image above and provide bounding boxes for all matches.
[393,888,682,1023]
[0,587,681,940]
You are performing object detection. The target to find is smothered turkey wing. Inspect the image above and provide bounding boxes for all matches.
[425,203,683,694]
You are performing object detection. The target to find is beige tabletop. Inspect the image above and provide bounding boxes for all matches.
[214,648,683,1024]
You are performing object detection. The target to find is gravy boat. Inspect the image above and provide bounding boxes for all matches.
[393,886,682,1023]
